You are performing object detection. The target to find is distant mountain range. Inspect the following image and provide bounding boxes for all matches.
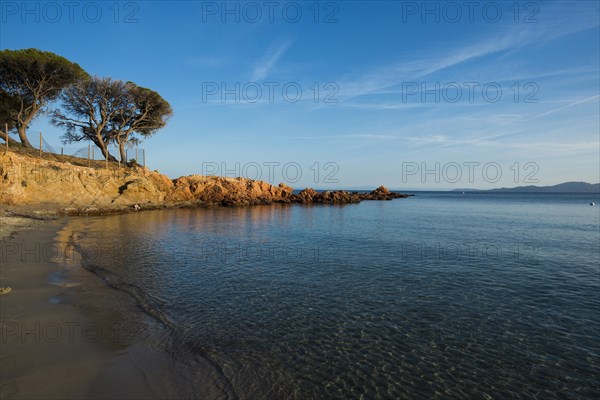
[453,182,600,193]
[318,182,599,193]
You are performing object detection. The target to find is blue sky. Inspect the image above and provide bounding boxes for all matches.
[1,0,599,189]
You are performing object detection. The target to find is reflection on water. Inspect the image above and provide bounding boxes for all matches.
[63,194,600,399]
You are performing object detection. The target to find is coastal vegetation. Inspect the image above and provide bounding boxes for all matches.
[51,77,172,162]
[0,49,172,161]
[0,49,87,147]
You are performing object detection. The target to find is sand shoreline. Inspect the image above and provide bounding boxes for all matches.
[1,217,116,399]
[0,216,168,399]
[0,214,232,399]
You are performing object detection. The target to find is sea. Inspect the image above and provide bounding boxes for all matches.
[58,191,600,399]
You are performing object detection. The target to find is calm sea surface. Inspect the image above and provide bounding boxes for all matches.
[66,192,600,399]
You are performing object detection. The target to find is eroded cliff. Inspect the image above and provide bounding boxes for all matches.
[0,151,410,215]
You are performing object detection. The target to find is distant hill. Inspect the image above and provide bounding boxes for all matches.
[487,182,600,193]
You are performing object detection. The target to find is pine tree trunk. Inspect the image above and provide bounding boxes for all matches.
[97,140,117,162]
[17,125,32,147]
[119,142,126,163]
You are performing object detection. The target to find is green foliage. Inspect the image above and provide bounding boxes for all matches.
[0,49,170,158]
[0,49,88,96]
[111,81,172,162]
[52,77,129,145]
[0,90,22,132]
[121,82,173,137]
[0,48,89,145]
[126,158,139,167]
[53,76,172,161]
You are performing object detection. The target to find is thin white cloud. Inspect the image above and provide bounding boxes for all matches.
[477,95,600,142]
[336,3,599,102]
[252,39,293,81]
[336,38,519,100]
[342,102,426,110]
[405,135,450,144]
[532,95,600,119]
[345,134,397,139]
[400,133,599,153]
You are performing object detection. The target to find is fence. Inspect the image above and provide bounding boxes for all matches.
[2,129,146,169]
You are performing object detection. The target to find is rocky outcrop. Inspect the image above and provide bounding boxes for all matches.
[290,186,411,204]
[0,152,173,211]
[167,176,293,206]
[366,185,410,200]
[291,189,361,204]
[0,152,411,214]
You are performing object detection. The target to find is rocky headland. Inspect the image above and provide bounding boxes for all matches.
[0,151,411,216]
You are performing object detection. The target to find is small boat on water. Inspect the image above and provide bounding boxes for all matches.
[591,202,596,206]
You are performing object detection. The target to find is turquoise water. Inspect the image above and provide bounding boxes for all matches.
[71,192,600,399]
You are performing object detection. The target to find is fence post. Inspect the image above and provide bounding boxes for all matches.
[136,146,139,163]
[88,145,90,167]
[5,123,8,153]
[39,132,42,159]
[126,149,128,164]
[142,149,145,168]
[61,148,64,156]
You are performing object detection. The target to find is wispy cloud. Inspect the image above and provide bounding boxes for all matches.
[336,3,599,102]
[344,134,397,140]
[342,102,426,110]
[405,134,450,144]
[251,39,293,81]
[532,95,600,119]
[336,38,519,101]
[477,95,600,142]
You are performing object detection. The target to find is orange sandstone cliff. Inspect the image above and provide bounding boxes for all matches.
[0,151,409,215]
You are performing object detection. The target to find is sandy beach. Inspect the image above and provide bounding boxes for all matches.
[0,213,216,399]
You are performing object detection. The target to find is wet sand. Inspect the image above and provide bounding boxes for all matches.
[0,216,189,399]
